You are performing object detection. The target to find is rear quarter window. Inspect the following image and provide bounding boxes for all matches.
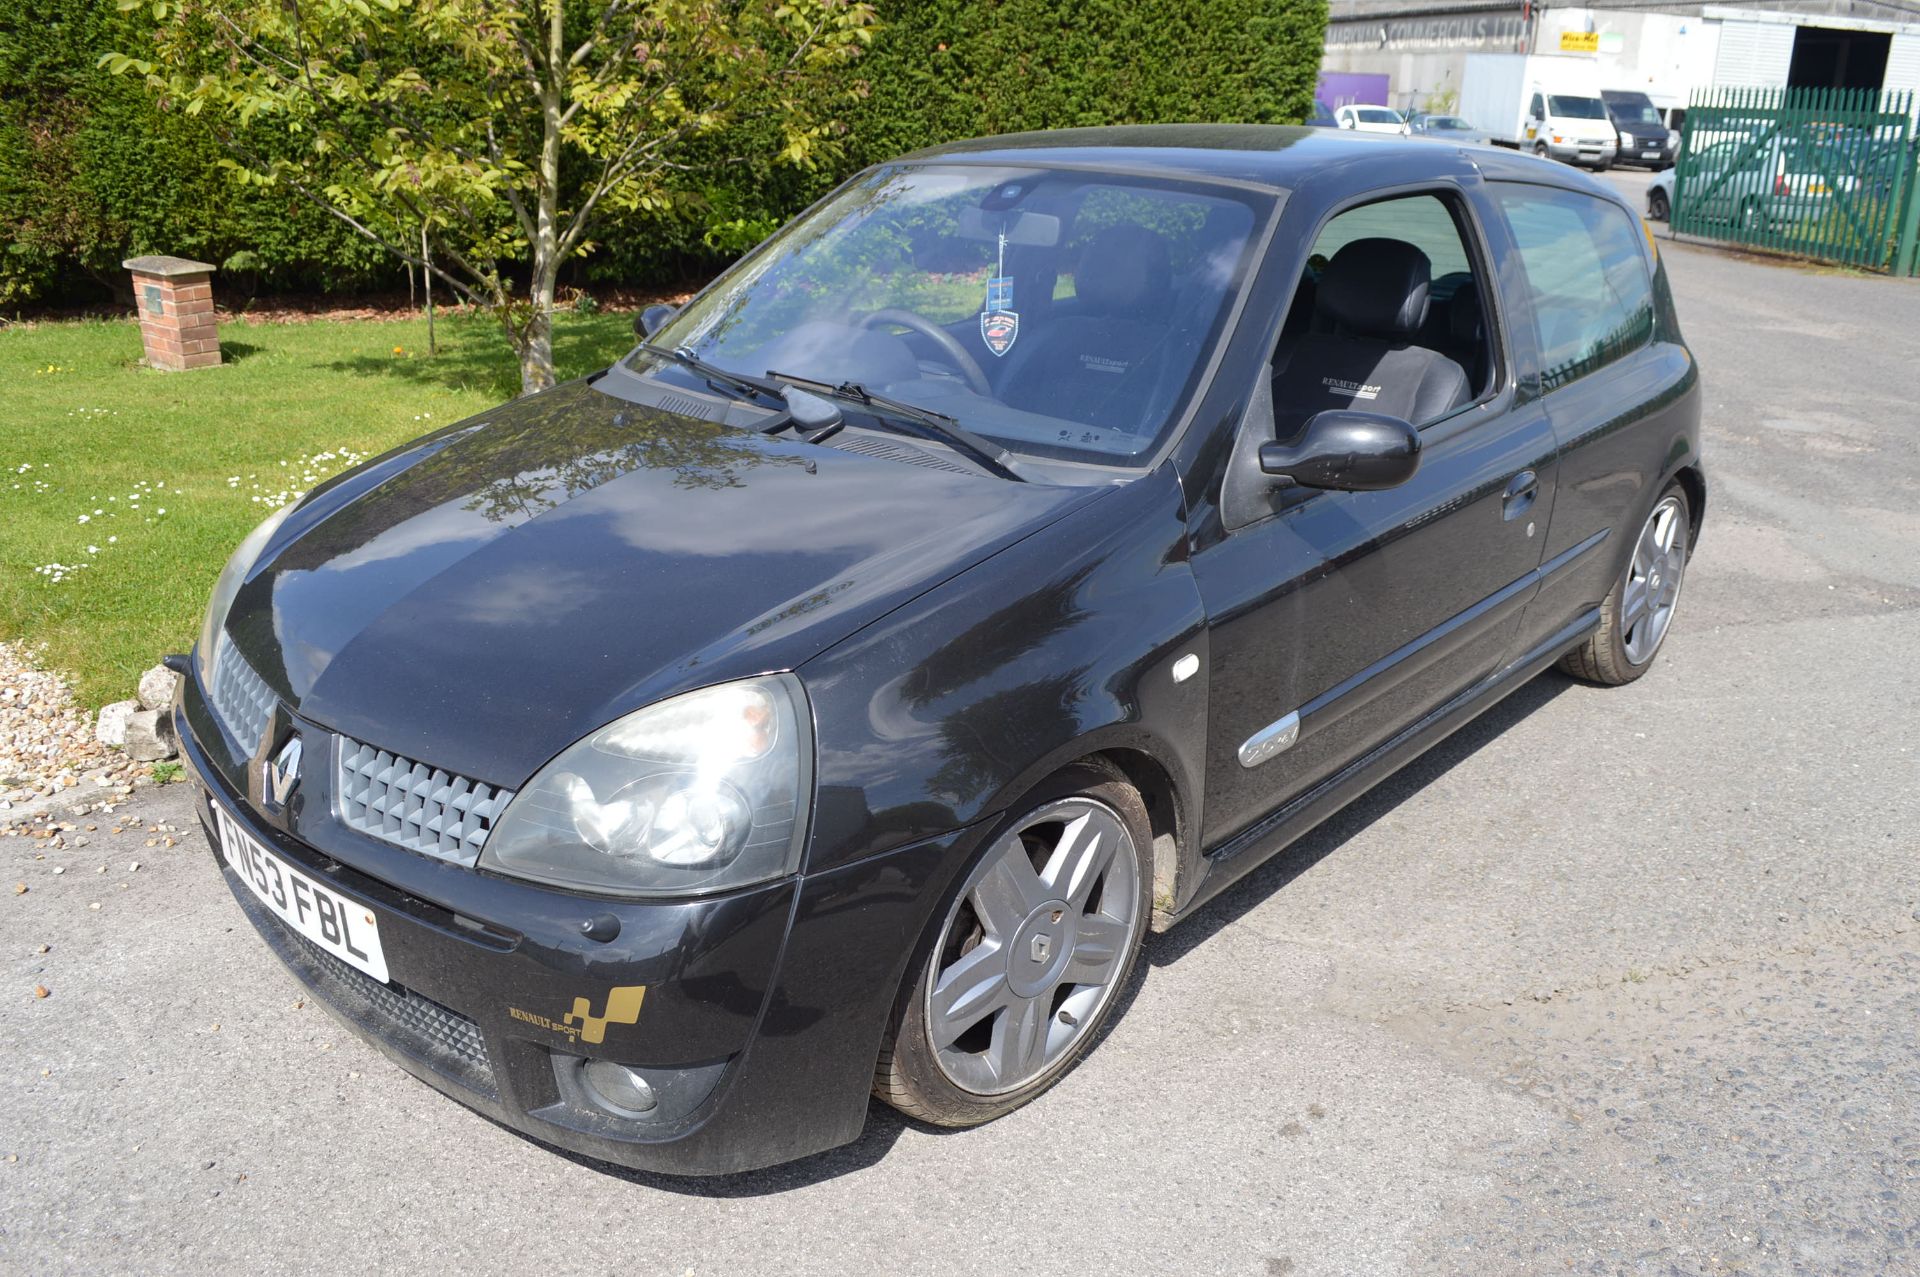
[1492,185,1655,391]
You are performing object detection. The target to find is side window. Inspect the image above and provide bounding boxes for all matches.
[1491,185,1654,391]
[1530,94,1545,119]
[1272,192,1494,427]
[1307,193,1472,279]
[1228,190,1496,531]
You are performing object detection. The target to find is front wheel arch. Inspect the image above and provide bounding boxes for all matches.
[872,758,1155,1124]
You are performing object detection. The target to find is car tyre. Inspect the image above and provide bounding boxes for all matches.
[874,760,1153,1127]
[1533,141,1550,160]
[1560,484,1691,686]
[1648,188,1670,221]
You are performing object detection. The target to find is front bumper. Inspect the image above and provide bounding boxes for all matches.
[1615,138,1674,167]
[1544,138,1619,166]
[176,683,977,1176]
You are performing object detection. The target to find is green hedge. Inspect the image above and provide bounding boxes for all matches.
[0,0,393,305]
[3,0,1326,306]
[849,0,1325,163]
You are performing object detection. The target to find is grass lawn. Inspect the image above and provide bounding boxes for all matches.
[1,309,637,707]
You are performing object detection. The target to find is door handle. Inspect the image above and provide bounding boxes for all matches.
[1502,470,1538,522]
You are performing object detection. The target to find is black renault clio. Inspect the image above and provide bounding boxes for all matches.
[179,125,1702,1174]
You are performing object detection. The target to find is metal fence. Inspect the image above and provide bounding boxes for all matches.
[1671,87,1920,274]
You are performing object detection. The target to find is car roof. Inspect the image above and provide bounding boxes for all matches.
[898,124,1617,198]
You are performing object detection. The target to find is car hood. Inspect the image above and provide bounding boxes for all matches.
[222,379,1106,785]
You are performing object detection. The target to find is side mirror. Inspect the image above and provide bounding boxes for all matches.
[634,303,678,339]
[1259,410,1421,491]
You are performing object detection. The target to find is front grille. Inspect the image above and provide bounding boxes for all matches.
[208,633,275,757]
[294,928,491,1081]
[233,882,497,1098]
[335,736,514,867]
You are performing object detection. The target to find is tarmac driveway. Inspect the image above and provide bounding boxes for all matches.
[5,234,1918,1276]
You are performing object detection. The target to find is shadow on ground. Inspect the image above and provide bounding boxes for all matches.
[1148,670,1576,966]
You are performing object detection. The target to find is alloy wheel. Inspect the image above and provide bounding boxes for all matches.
[925,797,1143,1096]
[1621,493,1688,665]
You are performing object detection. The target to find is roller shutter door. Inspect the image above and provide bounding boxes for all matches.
[1713,19,1793,88]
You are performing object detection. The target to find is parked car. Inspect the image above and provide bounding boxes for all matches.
[1409,112,1491,146]
[1336,103,1411,135]
[1601,90,1675,170]
[1673,136,1845,231]
[181,126,1703,1175]
[1647,166,1674,221]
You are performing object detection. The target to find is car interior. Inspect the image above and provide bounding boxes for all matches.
[1270,192,1493,439]
[872,186,1261,459]
[1221,192,1495,530]
[727,175,1263,466]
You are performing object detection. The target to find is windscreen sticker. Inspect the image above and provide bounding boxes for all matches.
[981,307,1019,357]
[980,233,1019,357]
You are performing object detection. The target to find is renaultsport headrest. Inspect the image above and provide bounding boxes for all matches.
[1076,225,1173,316]
[1318,238,1433,337]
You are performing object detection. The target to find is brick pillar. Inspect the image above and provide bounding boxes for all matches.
[123,256,221,371]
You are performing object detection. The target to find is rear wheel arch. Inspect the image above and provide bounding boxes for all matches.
[1673,463,1707,547]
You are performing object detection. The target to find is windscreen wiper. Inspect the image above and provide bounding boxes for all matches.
[765,372,1026,482]
[637,342,788,408]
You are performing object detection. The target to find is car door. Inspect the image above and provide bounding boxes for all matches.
[1485,181,1693,641]
[1527,93,1546,143]
[1187,183,1559,851]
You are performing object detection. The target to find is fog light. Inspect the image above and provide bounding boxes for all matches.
[582,1059,658,1117]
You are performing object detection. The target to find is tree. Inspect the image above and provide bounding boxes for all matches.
[108,0,875,393]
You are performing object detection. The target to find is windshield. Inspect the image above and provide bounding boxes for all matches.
[1610,102,1662,125]
[1549,96,1609,120]
[1355,108,1403,123]
[634,164,1270,465]
[1426,116,1473,130]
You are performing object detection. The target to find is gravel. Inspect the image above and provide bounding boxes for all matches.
[1,641,153,834]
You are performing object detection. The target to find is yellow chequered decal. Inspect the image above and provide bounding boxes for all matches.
[563,986,648,1045]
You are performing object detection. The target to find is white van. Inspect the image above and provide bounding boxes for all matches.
[1522,91,1619,169]
[1459,55,1619,169]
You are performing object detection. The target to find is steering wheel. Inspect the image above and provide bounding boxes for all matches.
[857,308,993,397]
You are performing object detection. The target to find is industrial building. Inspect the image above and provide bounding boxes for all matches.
[1320,0,1920,121]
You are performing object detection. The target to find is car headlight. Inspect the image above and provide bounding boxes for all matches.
[197,501,296,682]
[479,674,813,898]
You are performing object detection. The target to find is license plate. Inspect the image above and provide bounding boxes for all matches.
[1642,150,1661,159]
[215,801,389,983]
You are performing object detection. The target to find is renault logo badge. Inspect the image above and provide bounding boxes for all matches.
[264,737,302,810]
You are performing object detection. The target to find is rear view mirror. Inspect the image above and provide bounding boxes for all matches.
[1259,410,1421,491]
[634,303,678,339]
[956,206,1061,247]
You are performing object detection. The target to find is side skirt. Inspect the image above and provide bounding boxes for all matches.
[1161,607,1601,928]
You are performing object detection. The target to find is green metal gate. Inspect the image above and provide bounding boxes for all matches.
[1671,87,1920,274]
